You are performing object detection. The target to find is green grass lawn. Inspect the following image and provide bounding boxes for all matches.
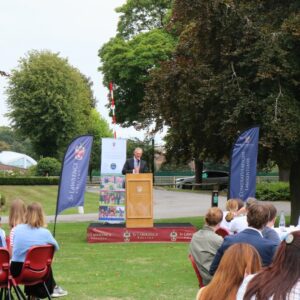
[2,218,203,300]
[0,185,99,215]
[0,186,204,299]
[52,222,200,300]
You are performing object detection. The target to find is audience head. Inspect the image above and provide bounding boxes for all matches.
[205,207,223,227]
[246,197,257,209]
[247,203,269,230]
[225,199,239,222]
[226,199,239,212]
[198,243,261,300]
[9,199,26,229]
[244,230,300,300]
[236,199,244,210]
[264,203,277,223]
[25,202,46,228]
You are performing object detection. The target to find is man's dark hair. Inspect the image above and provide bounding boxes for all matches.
[247,203,269,229]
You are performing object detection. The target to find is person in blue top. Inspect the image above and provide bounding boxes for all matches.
[10,202,59,299]
[0,216,7,248]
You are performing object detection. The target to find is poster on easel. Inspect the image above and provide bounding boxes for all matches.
[99,138,126,223]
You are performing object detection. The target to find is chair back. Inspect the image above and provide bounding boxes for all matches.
[188,254,204,287]
[0,248,10,288]
[215,227,230,238]
[13,245,55,286]
[5,236,10,250]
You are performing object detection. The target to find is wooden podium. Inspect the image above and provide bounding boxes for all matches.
[125,173,153,228]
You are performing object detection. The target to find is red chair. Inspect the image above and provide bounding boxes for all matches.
[0,248,11,300]
[188,254,204,288]
[11,245,55,300]
[215,227,230,238]
[5,237,10,250]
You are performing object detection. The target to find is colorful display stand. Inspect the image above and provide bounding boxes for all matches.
[99,175,125,223]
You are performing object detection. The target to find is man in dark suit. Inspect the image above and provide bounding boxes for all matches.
[209,203,278,275]
[122,147,148,174]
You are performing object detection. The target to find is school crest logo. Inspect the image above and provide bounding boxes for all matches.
[74,144,85,160]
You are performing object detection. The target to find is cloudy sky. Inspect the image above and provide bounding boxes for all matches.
[0,0,164,142]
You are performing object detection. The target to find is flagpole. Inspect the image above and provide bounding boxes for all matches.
[109,82,117,139]
[53,142,69,237]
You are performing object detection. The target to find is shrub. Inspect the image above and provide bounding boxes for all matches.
[27,165,37,176]
[0,176,59,185]
[36,157,61,176]
[256,182,290,201]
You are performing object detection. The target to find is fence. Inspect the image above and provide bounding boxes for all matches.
[88,175,279,186]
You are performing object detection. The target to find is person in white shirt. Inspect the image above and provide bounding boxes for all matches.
[229,198,257,233]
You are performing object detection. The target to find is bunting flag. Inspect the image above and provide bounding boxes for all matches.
[229,127,260,201]
[55,135,93,217]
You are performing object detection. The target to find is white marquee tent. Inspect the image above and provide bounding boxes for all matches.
[0,151,37,169]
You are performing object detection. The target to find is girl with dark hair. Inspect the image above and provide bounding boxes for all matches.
[197,243,262,300]
[237,230,300,299]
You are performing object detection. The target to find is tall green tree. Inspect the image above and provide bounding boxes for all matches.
[6,50,93,159]
[116,0,172,39]
[99,30,176,127]
[145,0,300,223]
[0,126,35,158]
[99,0,175,127]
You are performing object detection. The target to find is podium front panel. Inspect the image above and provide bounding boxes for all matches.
[125,173,153,228]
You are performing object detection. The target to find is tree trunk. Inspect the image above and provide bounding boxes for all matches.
[289,158,300,225]
[194,159,203,190]
[278,166,290,182]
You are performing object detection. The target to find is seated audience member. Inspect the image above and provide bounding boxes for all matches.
[219,199,239,231]
[8,199,67,298]
[237,230,300,300]
[262,203,281,245]
[197,243,261,300]
[189,207,223,285]
[229,197,257,233]
[10,202,59,299]
[8,198,26,253]
[236,198,246,215]
[0,215,6,247]
[210,203,278,275]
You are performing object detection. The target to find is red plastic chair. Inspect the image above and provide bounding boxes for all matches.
[11,245,55,300]
[215,227,230,238]
[188,254,204,288]
[0,248,11,300]
[5,237,10,250]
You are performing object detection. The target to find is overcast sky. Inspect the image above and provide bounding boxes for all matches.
[0,0,164,142]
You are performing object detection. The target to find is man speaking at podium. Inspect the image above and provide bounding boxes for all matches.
[122,147,148,174]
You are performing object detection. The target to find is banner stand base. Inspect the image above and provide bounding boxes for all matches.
[87,223,196,243]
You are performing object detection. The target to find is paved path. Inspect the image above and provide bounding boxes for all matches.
[1,188,290,223]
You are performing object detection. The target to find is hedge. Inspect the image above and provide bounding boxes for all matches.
[256,182,290,201]
[0,176,59,185]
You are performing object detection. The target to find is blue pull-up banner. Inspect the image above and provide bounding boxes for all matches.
[55,135,93,215]
[229,127,259,201]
